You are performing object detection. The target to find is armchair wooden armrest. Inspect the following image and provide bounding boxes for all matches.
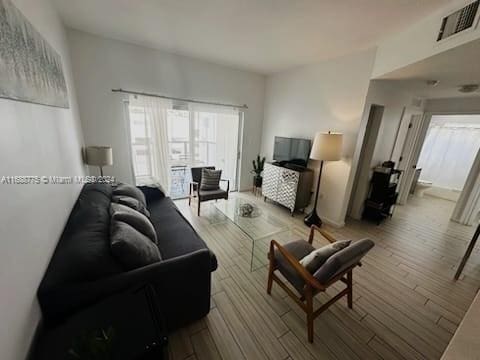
[308,225,337,244]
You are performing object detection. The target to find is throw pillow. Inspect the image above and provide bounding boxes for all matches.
[112,195,150,218]
[113,183,147,207]
[299,240,351,273]
[110,219,161,270]
[110,203,157,244]
[313,239,374,284]
[200,169,222,190]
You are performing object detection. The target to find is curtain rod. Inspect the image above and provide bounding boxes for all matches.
[112,88,248,109]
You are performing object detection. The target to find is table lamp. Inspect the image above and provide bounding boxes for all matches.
[85,146,113,176]
[304,132,343,227]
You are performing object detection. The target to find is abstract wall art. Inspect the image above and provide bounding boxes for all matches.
[0,0,69,108]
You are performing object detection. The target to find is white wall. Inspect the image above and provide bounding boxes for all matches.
[67,29,265,191]
[372,0,480,78]
[261,48,376,226]
[425,96,480,113]
[0,1,85,359]
[349,80,424,219]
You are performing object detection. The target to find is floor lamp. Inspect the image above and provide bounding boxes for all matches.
[304,132,343,227]
[85,146,113,176]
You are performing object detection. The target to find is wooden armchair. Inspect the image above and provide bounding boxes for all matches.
[188,166,229,216]
[267,225,374,342]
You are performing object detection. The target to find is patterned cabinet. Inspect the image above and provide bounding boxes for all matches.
[262,163,280,202]
[262,163,313,214]
[277,168,299,211]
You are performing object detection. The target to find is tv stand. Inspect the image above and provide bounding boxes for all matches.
[262,163,313,215]
[283,163,308,172]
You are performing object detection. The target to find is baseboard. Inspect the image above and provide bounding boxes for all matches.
[321,216,345,228]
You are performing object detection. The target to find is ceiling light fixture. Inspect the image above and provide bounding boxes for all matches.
[459,84,479,93]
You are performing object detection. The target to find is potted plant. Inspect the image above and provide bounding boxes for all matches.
[251,155,266,187]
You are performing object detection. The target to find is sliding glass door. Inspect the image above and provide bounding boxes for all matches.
[129,100,241,199]
[167,107,240,198]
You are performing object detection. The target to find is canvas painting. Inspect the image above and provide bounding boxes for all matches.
[0,0,69,108]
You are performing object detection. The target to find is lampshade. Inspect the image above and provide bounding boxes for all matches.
[310,132,343,161]
[85,146,113,166]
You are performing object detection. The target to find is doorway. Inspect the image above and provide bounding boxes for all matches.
[398,113,480,225]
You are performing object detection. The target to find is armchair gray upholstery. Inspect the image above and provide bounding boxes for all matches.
[267,226,374,343]
[189,166,229,215]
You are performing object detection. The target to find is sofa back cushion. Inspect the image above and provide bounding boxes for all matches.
[113,183,147,207]
[110,219,162,270]
[112,195,150,217]
[110,203,157,244]
[39,184,123,291]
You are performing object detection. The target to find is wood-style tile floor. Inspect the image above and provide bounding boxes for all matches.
[170,193,480,360]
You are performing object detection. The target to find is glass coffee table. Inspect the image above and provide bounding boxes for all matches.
[213,197,294,271]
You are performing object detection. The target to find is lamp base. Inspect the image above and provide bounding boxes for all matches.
[304,210,322,227]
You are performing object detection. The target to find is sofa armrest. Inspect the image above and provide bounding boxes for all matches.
[39,249,213,326]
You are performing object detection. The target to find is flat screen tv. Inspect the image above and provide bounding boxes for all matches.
[273,136,311,167]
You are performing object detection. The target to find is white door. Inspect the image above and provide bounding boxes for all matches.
[397,114,428,205]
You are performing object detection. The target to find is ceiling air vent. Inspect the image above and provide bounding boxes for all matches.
[437,0,479,41]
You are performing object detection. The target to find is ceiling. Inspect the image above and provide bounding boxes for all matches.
[53,0,450,74]
[378,38,480,98]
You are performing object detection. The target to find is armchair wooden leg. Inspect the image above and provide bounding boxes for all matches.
[188,184,192,206]
[347,270,353,309]
[267,259,274,295]
[305,286,314,343]
[197,199,201,216]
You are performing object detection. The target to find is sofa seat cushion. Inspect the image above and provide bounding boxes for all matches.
[148,197,210,259]
[274,240,315,294]
[198,189,228,201]
[110,203,157,244]
[113,183,147,207]
[110,219,162,270]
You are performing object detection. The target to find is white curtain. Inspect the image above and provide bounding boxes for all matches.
[417,116,480,191]
[129,95,172,194]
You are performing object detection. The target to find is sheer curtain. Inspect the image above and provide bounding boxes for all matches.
[417,115,480,191]
[128,95,172,194]
[188,103,240,187]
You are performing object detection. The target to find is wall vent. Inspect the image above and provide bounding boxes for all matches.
[437,0,479,41]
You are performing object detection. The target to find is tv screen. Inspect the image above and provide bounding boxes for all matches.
[273,136,311,166]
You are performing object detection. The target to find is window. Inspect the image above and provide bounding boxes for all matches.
[167,109,190,165]
[128,99,241,198]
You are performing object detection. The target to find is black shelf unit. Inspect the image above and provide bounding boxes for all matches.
[362,165,401,224]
